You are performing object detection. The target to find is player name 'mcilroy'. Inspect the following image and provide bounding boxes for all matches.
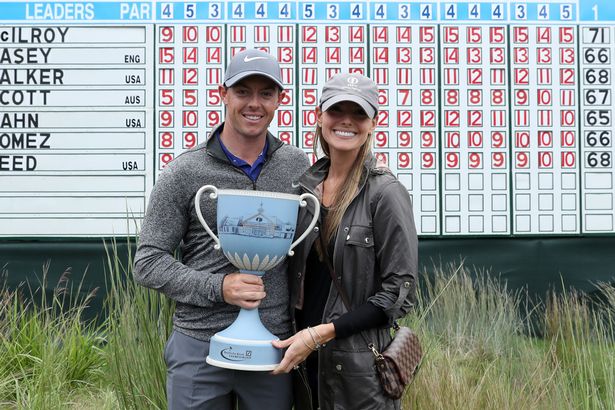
[0,27,69,43]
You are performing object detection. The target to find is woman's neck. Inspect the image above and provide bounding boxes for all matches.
[327,150,357,181]
[322,150,359,207]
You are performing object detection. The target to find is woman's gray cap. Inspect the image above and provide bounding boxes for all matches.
[223,49,284,90]
[320,73,379,118]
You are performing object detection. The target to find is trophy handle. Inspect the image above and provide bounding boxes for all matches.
[195,185,221,250]
[288,193,320,256]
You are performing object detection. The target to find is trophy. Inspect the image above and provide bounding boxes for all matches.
[195,185,319,371]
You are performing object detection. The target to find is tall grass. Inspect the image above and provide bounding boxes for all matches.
[404,264,615,410]
[0,254,613,409]
[0,263,110,409]
[104,239,174,410]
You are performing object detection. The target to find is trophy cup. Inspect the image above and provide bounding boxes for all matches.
[194,185,319,371]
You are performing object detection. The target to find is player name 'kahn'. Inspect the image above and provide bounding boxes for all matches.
[0,69,63,85]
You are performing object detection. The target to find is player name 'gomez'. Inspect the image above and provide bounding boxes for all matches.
[0,132,50,149]
[0,69,63,85]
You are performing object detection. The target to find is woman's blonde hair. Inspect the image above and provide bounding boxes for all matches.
[313,123,374,246]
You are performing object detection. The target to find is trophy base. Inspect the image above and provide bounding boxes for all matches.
[206,308,283,371]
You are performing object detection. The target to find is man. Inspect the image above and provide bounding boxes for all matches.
[134,49,310,409]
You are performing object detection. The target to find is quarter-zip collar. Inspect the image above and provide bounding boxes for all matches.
[205,122,285,164]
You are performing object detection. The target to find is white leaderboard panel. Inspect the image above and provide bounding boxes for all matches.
[1,0,615,237]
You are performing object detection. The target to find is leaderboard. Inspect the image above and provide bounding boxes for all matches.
[1,0,615,238]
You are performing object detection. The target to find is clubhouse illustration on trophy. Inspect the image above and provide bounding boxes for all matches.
[195,185,319,371]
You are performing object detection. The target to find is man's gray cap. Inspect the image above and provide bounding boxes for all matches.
[320,72,379,118]
[223,49,284,89]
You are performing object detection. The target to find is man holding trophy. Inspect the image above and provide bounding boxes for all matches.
[134,49,310,409]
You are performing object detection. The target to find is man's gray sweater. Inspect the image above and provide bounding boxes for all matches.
[134,124,310,342]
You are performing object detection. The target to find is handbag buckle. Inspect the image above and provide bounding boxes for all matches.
[368,343,384,360]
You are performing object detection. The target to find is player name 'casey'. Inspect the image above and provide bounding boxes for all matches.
[0,48,51,64]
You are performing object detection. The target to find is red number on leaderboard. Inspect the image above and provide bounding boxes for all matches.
[183,26,198,42]
[183,132,197,149]
[539,152,553,168]
[491,131,506,148]
[378,111,389,126]
[159,47,174,63]
[421,131,435,148]
[159,132,174,148]
[159,111,173,127]
[278,131,292,145]
[374,132,388,147]
[207,111,221,127]
[160,89,174,106]
[183,68,198,85]
[492,152,506,168]
[160,153,174,168]
[422,152,435,169]
[397,111,412,127]
[420,89,434,106]
[446,152,460,168]
[398,131,412,147]
[303,132,314,147]
[375,152,389,165]
[468,152,482,168]
[206,89,221,106]
[160,26,174,42]
[184,89,198,106]
[515,152,529,168]
[183,111,198,127]
[398,152,412,168]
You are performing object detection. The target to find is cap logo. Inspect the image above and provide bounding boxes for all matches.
[244,55,267,62]
[347,76,359,85]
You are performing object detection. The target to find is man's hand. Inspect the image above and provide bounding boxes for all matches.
[222,273,266,309]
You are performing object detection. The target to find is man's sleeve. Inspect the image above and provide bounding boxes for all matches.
[133,166,226,307]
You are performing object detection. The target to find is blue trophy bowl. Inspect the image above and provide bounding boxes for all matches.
[195,186,319,371]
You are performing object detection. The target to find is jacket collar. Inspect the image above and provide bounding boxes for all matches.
[205,122,285,163]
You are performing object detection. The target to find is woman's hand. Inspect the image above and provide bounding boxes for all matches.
[271,323,336,375]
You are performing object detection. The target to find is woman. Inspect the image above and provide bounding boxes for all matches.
[272,73,418,409]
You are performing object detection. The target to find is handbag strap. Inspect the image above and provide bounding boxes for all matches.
[317,234,387,359]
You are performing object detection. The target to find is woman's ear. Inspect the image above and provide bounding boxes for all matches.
[370,116,378,131]
[316,106,323,126]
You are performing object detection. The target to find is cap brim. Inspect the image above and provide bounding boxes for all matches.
[224,71,284,90]
[321,94,376,118]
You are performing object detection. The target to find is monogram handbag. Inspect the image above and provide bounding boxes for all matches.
[370,323,423,399]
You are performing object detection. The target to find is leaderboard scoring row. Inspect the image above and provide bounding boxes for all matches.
[156,2,581,21]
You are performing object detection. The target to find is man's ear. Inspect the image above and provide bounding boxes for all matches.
[218,84,228,104]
